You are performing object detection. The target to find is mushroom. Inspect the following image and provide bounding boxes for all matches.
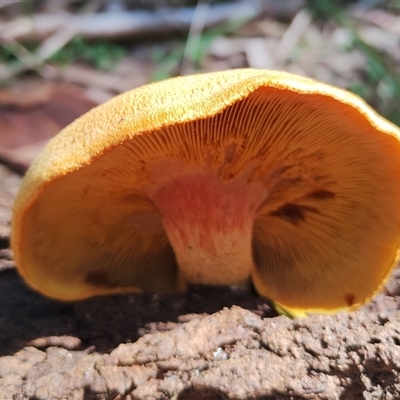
[11,69,400,316]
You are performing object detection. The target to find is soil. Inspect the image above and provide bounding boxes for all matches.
[1,164,400,400]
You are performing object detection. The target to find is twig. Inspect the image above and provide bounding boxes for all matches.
[0,1,303,43]
[0,2,101,82]
[273,9,312,66]
[180,1,210,75]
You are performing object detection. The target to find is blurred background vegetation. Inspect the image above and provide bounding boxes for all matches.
[0,0,399,127]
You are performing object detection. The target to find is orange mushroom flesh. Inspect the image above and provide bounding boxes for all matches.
[11,69,400,316]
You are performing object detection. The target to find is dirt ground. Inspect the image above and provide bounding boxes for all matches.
[1,163,400,399]
[1,1,400,399]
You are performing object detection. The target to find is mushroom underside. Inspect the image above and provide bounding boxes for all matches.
[19,87,400,311]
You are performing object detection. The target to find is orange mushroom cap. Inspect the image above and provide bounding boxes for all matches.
[11,69,400,316]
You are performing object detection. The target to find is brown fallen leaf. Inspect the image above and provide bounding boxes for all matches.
[0,80,98,171]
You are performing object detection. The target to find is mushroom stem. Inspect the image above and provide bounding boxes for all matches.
[148,163,267,287]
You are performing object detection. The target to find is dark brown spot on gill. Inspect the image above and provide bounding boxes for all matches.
[304,189,335,200]
[269,203,319,225]
[224,142,237,163]
[345,293,355,307]
[85,271,115,287]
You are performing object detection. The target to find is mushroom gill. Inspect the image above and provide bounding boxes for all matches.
[11,69,400,315]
